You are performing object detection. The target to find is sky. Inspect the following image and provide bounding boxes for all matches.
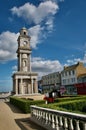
[0,0,86,92]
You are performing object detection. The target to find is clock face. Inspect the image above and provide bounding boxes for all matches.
[23,41,27,45]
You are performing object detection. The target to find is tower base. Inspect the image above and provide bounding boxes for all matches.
[12,72,38,95]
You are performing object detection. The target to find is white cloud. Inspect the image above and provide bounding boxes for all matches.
[0,25,44,62]
[12,65,17,70]
[12,56,63,79]
[10,1,59,49]
[65,58,81,67]
[59,0,64,2]
[12,65,17,74]
[11,1,58,25]
[82,53,86,64]
[0,31,18,62]
[45,18,54,32]
[41,0,64,2]
[0,1,61,62]
[29,25,44,48]
[0,79,11,83]
[31,57,63,79]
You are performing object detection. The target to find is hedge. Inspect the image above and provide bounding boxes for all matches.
[38,96,86,114]
[10,96,45,113]
[39,99,86,114]
[58,99,86,113]
[54,95,86,103]
[10,96,86,114]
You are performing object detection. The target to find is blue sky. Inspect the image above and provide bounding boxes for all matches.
[0,0,86,92]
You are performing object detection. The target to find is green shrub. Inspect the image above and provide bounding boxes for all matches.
[10,96,45,113]
[10,96,86,114]
[82,105,86,113]
[58,99,86,113]
[39,96,86,114]
[54,95,86,103]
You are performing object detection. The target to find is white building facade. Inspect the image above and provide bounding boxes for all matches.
[42,72,61,92]
[61,62,86,94]
[12,27,38,95]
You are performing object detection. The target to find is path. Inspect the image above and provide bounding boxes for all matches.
[0,101,46,130]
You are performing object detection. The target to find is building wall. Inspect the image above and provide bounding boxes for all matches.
[39,62,86,94]
[61,62,86,94]
[42,72,61,91]
[61,70,77,86]
[61,62,86,86]
[76,62,86,77]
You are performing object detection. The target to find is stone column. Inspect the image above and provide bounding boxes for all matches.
[15,78,18,94]
[18,53,21,71]
[19,78,23,94]
[27,80,31,94]
[13,79,15,93]
[29,55,31,72]
[28,84,29,94]
[31,78,33,94]
[34,79,38,93]
[22,79,24,94]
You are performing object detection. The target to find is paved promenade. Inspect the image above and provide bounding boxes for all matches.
[0,101,46,130]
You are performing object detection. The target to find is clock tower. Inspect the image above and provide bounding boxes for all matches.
[17,27,31,72]
[12,27,38,95]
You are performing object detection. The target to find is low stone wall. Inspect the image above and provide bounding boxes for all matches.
[14,93,44,100]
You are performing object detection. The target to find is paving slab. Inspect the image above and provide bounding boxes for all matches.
[0,101,46,130]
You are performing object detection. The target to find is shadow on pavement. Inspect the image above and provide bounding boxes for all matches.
[5,102,47,130]
[15,117,47,130]
[5,102,23,114]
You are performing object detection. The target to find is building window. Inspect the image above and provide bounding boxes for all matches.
[63,79,66,84]
[71,78,73,82]
[72,70,75,75]
[71,78,76,83]
[62,73,64,77]
[69,71,71,75]
[65,72,67,76]
[53,75,55,78]
[68,79,70,83]
[73,78,75,82]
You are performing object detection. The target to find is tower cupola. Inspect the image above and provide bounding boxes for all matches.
[20,27,28,36]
